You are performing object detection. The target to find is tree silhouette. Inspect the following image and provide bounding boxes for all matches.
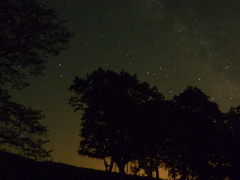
[166,86,222,179]
[69,68,161,176]
[0,0,71,89]
[135,99,171,179]
[69,69,238,179]
[0,88,51,159]
[0,0,71,158]
[221,106,240,179]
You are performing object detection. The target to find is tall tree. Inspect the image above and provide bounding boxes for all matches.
[0,0,71,158]
[69,68,162,176]
[166,86,222,179]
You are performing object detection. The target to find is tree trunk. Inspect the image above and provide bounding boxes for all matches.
[156,164,159,179]
[155,155,159,179]
[103,157,108,171]
[149,156,153,178]
[118,162,125,175]
[116,161,126,180]
[169,167,176,180]
[103,157,114,172]
[109,157,114,172]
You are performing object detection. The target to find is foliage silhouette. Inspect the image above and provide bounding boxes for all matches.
[0,0,71,159]
[0,0,71,89]
[0,88,51,159]
[134,99,172,178]
[69,68,240,180]
[69,68,162,176]
[165,86,223,179]
[221,106,240,179]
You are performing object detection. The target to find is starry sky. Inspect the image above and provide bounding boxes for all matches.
[10,0,240,178]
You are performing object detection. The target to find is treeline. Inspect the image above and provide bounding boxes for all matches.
[69,68,240,180]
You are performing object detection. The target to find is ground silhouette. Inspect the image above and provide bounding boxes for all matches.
[0,151,164,180]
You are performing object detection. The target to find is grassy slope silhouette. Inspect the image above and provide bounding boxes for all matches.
[0,151,163,180]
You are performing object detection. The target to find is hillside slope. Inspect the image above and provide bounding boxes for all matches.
[0,151,163,180]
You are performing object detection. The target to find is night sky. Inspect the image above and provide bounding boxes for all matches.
[11,0,240,178]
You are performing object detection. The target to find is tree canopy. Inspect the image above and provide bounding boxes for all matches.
[0,0,71,89]
[0,88,51,159]
[164,86,222,179]
[221,106,240,179]
[0,0,71,159]
[69,68,163,175]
